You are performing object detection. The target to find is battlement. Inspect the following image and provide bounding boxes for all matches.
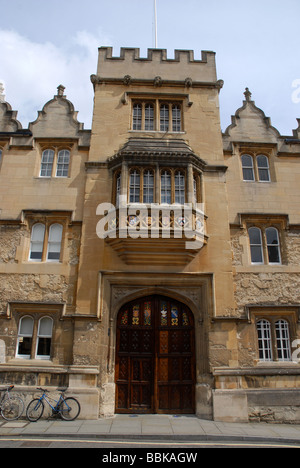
[96,47,217,84]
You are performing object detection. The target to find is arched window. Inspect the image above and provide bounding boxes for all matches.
[172,105,181,132]
[36,317,53,359]
[132,103,142,130]
[256,319,272,361]
[40,149,54,177]
[275,320,291,361]
[248,227,263,264]
[160,104,169,132]
[17,316,34,358]
[47,224,63,261]
[145,103,154,131]
[174,171,185,204]
[143,170,154,203]
[29,223,45,261]
[266,227,281,264]
[129,170,140,203]
[241,154,254,181]
[161,171,171,204]
[257,155,270,182]
[56,149,70,177]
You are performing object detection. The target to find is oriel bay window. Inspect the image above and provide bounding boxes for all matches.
[126,168,187,204]
[114,165,203,207]
[132,100,182,132]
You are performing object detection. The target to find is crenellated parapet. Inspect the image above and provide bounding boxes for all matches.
[91,47,221,89]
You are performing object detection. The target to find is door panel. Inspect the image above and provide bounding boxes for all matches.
[115,295,195,414]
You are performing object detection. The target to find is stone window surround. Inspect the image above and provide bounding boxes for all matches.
[237,214,288,267]
[241,152,271,182]
[16,314,53,360]
[5,302,66,362]
[29,222,63,263]
[36,140,75,179]
[17,210,74,264]
[248,225,282,265]
[247,306,299,364]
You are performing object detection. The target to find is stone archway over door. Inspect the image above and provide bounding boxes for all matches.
[115,295,195,414]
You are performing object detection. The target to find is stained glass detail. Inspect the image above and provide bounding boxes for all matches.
[121,309,128,326]
[160,301,168,326]
[132,304,140,325]
[171,305,179,326]
[182,311,189,326]
[144,301,151,326]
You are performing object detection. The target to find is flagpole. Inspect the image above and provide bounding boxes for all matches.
[154,0,158,48]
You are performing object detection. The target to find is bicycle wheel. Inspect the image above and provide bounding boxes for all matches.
[60,397,80,421]
[1,395,24,420]
[26,399,44,422]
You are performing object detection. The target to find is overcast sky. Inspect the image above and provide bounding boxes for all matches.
[1,0,300,135]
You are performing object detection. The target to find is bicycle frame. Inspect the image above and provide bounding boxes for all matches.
[0,386,14,408]
[36,391,65,412]
[34,390,73,415]
[0,392,6,408]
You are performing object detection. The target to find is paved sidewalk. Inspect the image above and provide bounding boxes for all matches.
[1,414,300,444]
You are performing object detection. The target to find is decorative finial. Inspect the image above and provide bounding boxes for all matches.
[57,84,65,97]
[0,82,5,102]
[244,87,252,102]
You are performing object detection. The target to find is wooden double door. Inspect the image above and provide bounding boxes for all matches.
[115,295,195,414]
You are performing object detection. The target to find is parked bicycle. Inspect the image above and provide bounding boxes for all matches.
[0,385,24,420]
[26,387,81,422]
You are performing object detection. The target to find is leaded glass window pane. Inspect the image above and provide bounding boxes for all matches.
[160,301,168,326]
[160,104,169,132]
[174,171,185,204]
[129,170,140,203]
[161,171,171,204]
[143,170,154,203]
[275,320,291,361]
[172,105,181,132]
[133,104,142,130]
[145,103,154,131]
[257,319,272,361]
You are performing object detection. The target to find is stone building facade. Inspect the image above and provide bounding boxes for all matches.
[0,47,300,422]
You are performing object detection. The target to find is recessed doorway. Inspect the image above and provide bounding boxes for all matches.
[115,295,195,414]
